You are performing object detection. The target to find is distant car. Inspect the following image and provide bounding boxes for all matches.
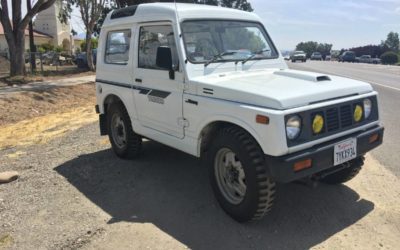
[284,55,291,60]
[290,51,306,62]
[371,57,381,64]
[310,52,322,61]
[339,51,356,62]
[325,54,331,61]
[358,55,381,64]
[76,49,97,68]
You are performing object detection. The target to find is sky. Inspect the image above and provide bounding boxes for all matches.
[250,0,400,50]
[5,0,400,50]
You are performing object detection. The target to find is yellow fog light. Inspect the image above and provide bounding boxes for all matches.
[353,105,363,122]
[312,114,324,134]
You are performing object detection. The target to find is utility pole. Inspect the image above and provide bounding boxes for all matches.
[27,0,36,72]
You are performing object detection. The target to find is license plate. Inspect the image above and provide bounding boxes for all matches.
[334,138,357,166]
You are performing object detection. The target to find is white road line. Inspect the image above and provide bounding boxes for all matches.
[339,75,400,92]
[368,82,400,92]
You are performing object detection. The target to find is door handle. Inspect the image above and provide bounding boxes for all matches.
[135,78,142,83]
[185,99,198,105]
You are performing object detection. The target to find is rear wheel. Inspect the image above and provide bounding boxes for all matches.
[319,157,364,184]
[206,126,276,222]
[107,102,142,159]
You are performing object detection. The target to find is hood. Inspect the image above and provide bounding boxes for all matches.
[191,69,373,110]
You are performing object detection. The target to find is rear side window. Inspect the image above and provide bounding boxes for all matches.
[105,30,131,64]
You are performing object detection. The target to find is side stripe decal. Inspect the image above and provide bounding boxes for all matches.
[96,78,171,103]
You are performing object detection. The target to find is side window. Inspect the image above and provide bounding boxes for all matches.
[105,30,131,64]
[138,25,178,70]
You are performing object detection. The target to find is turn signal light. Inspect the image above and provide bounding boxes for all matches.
[369,133,379,143]
[293,159,312,172]
[256,115,269,125]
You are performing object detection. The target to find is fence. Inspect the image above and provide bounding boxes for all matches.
[0,51,83,77]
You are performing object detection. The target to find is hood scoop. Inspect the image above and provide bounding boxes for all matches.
[274,70,331,82]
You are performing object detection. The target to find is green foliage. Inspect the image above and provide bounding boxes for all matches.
[37,47,46,53]
[296,41,332,58]
[80,38,98,51]
[223,27,264,52]
[38,43,54,52]
[384,32,399,52]
[54,46,63,53]
[380,51,399,65]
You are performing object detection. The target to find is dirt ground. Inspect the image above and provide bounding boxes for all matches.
[0,85,399,249]
[0,83,95,127]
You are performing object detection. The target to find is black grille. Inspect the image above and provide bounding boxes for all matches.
[326,108,339,131]
[324,105,353,133]
[340,105,353,128]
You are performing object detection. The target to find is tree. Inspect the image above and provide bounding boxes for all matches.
[0,0,56,76]
[384,32,399,52]
[380,51,398,65]
[295,41,332,58]
[60,0,106,71]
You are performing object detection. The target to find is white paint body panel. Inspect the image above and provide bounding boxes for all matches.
[96,3,380,158]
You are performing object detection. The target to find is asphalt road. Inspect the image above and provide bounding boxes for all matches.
[288,61,400,177]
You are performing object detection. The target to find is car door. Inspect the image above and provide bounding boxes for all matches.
[133,23,184,139]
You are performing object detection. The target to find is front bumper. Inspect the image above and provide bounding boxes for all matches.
[266,125,384,183]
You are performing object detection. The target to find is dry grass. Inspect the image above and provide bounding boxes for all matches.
[0,83,96,126]
[0,106,97,150]
[0,82,97,149]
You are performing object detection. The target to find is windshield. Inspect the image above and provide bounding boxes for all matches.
[181,20,278,64]
[294,51,304,55]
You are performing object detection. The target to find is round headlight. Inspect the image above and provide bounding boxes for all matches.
[312,114,324,134]
[354,105,363,122]
[363,99,372,119]
[286,115,301,140]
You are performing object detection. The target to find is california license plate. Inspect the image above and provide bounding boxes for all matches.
[334,138,357,166]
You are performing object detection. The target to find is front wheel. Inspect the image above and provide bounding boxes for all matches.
[319,157,364,184]
[107,102,142,159]
[206,126,276,222]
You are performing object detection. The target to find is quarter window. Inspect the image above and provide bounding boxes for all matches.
[105,30,131,64]
[138,25,178,69]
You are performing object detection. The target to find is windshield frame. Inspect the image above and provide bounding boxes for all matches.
[180,19,280,65]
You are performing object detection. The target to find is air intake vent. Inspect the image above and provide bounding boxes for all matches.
[111,5,138,19]
[316,76,331,81]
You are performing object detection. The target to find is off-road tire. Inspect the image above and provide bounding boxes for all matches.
[107,102,142,159]
[319,157,364,184]
[206,126,276,222]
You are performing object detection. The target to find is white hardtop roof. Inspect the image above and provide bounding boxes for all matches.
[103,3,261,28]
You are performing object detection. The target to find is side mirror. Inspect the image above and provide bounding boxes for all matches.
[156,46,175,80]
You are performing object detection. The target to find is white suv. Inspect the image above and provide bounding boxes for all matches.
[95,3,384,222]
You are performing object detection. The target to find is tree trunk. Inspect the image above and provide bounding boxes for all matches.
[8,30,26,76]
[86,31,95,71]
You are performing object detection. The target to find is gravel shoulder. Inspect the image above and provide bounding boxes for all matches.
[0,121,399,250]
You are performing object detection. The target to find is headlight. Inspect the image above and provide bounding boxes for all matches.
[312,114,324,134]
[353,104,363,122]
[286,115,301,140]
[363,99,372,119]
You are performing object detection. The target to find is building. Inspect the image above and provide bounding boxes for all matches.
[0,24,52,54]
[0,0,81,55]
[33,0,77,51]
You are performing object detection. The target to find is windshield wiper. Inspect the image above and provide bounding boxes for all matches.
[204,51,237,67]
[241,49,270,64]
